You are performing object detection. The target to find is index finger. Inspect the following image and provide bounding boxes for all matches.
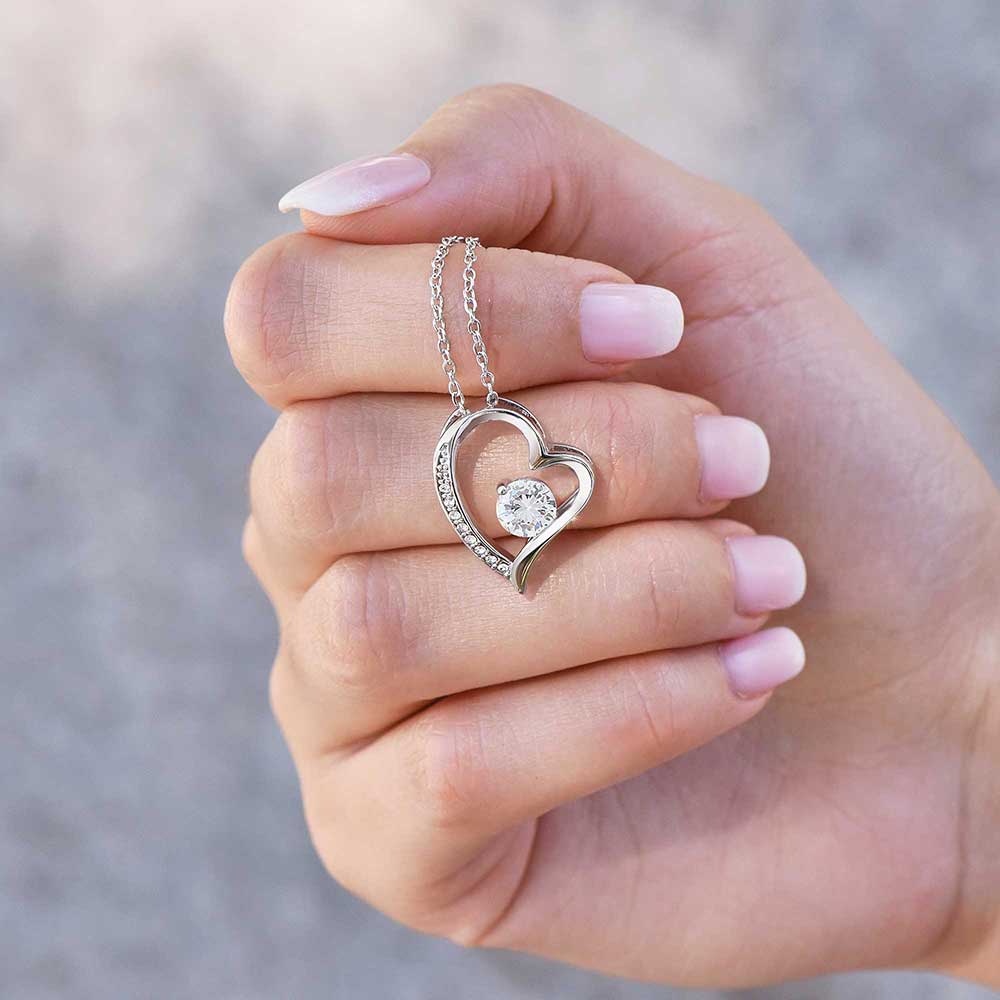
[224,234,684,408]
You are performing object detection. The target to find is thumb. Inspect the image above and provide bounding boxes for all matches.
[277,84,795,287]
[277,84,848,447]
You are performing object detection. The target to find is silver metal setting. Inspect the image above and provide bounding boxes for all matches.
[430,237,595,593]
[434,398,594,593]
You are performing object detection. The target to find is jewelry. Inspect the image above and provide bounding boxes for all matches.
[430,236,595,593]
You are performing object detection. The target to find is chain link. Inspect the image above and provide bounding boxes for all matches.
[429,236,498,415]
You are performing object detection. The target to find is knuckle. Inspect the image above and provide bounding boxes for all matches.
[440,85,563,213]
[404,706,492,833]
[267,650,295,734]
[224,233,326,403]
[250,405,323,541]
[240,516,263,575]
[452,82,560,125]
[675,189,825,323]
[241,517,279,605]
[252,399,367,548]
[297,553,409,697]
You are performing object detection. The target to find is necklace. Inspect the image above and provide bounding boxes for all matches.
[430,236,595,593]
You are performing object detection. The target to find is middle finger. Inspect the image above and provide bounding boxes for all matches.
[249,381,771,593]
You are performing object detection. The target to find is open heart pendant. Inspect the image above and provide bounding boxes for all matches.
[433,397,595,593]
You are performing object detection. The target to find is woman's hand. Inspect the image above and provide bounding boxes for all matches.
[226,86,1000,988]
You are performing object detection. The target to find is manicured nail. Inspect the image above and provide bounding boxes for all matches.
[579,283,684,362]
[726,535,806,616]
[695,415,771,501]
[277,153,431,216]
[721,627,805,698]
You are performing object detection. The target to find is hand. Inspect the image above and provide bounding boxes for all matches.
[226,86,1000,988]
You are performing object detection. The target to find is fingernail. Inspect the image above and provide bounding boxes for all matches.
[695,415,771,501]
[277,153,431,216]
[726,535,806,616]
[579,283,684,362]
[720,627,805,698]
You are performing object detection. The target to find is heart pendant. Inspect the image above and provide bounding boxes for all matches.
[433,397,595,593]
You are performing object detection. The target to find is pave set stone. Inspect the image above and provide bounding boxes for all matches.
[436,447,510,578]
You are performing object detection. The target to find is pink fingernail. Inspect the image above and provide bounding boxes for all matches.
[695,415,771,501]
[720,627,805,698]
[726,535,806,616]
[579,283,684,362]
[277,153,431,216]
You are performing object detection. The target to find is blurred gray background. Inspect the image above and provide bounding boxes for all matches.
[2,1,998,997]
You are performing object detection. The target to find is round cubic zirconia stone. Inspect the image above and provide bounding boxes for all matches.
[496,478,557,538]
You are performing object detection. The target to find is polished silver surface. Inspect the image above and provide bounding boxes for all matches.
[435,397,594,592]
[430,238,595,590]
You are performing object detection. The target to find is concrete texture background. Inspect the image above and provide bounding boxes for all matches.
[2,1,998,997]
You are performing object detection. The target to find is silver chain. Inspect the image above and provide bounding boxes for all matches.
[429,236,498,415]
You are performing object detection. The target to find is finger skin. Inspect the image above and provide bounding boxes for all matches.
[296,642,771,940]
[246,85,1000,986]
[294,85,757,281]
[224,236,636,409]
[248,382,734,594]
[274,84,835,560]
[290,87,819,370]
[241,515,298,625]
[275,519,766,754]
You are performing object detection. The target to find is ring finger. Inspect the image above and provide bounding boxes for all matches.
[273,518,806,754]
